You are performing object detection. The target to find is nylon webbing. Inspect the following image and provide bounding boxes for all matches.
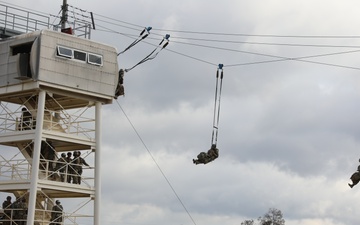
[211,64,224,146]
[117,26,152,56]
[125,34,170,72]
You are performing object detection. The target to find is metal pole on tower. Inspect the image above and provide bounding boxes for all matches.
[61,0,68,29]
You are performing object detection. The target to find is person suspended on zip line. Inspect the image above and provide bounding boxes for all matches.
[349,158,360,188]
[193,144,219,165]
[193,64,223,166]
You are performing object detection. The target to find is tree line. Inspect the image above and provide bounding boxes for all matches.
[241,208,285,225]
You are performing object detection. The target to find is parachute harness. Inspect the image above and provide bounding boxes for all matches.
[211,64,224,147]
[118,26,152,56]
[125,34,170,72]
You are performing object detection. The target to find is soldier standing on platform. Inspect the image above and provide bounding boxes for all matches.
[66,152,73,183]
[20,107,32,130]
[2,196,13,225]
[72,151,89,184]
[13,197,27,225]
[51,200,63,225]
[56,153,67,182]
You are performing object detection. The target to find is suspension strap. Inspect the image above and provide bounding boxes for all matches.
[125,34,170,72]
[211,64,224,146]
[118,26,152,56]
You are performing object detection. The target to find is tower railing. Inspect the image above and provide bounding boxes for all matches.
[0,158,94,188]
[1,204,93,225]
[0,4,50,37]
[0,106,96,140]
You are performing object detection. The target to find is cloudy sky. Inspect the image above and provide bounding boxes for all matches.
[3,0,360,224]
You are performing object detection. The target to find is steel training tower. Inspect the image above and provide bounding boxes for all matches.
[0,2,121,225]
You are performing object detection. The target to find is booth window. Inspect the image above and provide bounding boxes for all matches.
[57,46,73,58]
[74,50,86,61]
[56,45,103,66]
[88,53,103,66]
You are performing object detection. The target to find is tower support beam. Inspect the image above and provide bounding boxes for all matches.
[27,90,46,225]
[94,102,102,225]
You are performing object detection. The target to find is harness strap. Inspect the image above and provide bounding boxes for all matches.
[125,34,170,72]
[118,26,152,56]
[211,64,224,146]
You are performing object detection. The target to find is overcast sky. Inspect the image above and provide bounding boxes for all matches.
[3,0,360,225]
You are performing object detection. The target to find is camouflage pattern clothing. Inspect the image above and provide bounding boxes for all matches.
[13,198,27,225]
[66,152,74,183]
[72,151,89,184]
[2,196,12,225]
[56,153,67,182]
[193,145,219,165]
[51,201,63,225]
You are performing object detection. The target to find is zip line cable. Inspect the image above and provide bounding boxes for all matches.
[11,1,360,71]
[66,10,360,50]
[167,39,360,70]
[169,39,360,59]
[5,1,360,40]
[115,100,197,225]
[165,47,217,66]
[151,27,360,39]
[96,23,360,71]
[95,24,138,39]
[93,20,360,49]
[84,12,360,39]
[225,49,360,70]
[167,36,360,49]
[10,0,360,71]
[85,12,360,39]
[92,20,360,71]
[93,12,144,29]
[91,19,360,50]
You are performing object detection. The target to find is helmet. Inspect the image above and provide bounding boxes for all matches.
[61,153,66,157]
[55,200,60,204]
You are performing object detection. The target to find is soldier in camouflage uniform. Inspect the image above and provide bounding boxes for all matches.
[51,200,63,225]
[65,152,74,183]
[56,153,67,182]
[13,198,27,225]
[2,196,12,225]
[349,158,360,188]
[193,144,219,165]
[72,151,89,184]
